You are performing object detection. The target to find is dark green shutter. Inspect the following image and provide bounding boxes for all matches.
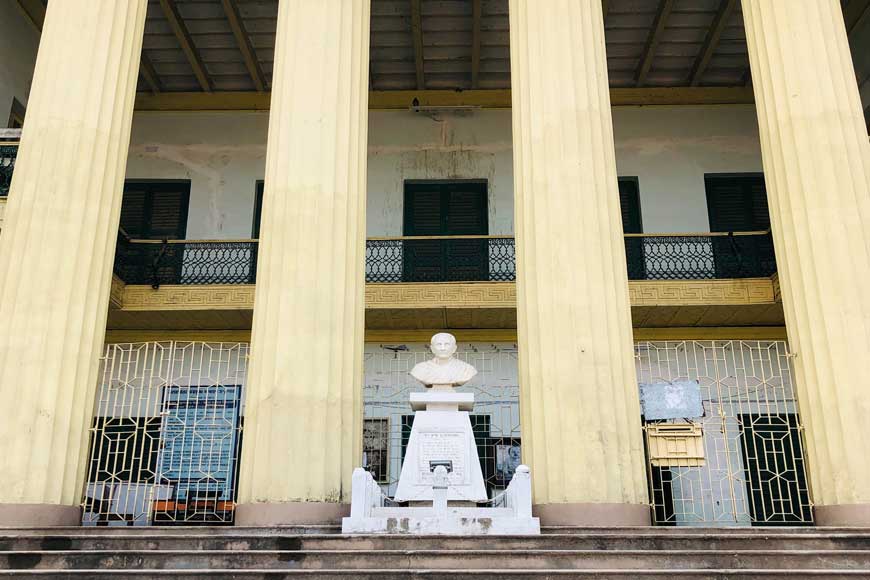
[619,178,645,279]
[403,181,488,281]
[705,174,776,277]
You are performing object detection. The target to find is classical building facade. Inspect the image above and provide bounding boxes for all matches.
[0,0,868,529]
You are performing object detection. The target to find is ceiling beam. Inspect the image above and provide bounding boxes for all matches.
[139,53,162,94]
[689,0,737,86]
[220,0,266,92]
[159,0,212,92]
[471,0,482,89]
[14,0,45,31]
[845,0,870,38]
[134,87,756,112]
[410,0,425,90]
[636,0,675,87]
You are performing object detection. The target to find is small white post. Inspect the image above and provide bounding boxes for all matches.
[512,465,533,519]
[350,468,370,518]
[432,465,449,515]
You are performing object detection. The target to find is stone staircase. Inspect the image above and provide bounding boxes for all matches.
[1,526,869,578]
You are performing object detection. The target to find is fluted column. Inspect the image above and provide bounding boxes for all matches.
[235,0,370,525]
[509,0,649,526]
[0,1,147,526]
[742,0,870,526]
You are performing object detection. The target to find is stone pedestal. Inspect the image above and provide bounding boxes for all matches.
[235,0,370,524]
[394,386,487,503]
[0,0,147,525]
[743,0,870,527]
[344,383,539,535]
[508,0,649,525]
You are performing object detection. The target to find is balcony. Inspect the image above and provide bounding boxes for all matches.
[113,231,776,287]
[106,230,782,332]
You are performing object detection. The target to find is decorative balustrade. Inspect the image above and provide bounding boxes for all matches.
[112,231,776,287]
[625,230,776,280]
[0,129,20,197]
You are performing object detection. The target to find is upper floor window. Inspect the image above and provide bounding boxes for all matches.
[120,180,190,240]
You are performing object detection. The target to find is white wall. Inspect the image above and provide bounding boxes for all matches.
[126,105,765,239]
[0,0,39,124]
[612,106,763,234]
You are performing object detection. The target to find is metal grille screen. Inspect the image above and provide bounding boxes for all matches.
[82,340,810,526]
[637,340,812,526]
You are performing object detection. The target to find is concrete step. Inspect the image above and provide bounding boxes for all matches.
[4,526,867,536]
[2,569,870,579]
[2,533,870,552]
[1,549,870,571]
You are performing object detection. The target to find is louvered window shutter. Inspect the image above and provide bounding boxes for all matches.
[705,175,775,277]
[705,175,770,232]
[618,178,645,279]
[120,181,189,240]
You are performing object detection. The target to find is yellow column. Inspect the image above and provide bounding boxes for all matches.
[0,1,147,525]
[743,0,870,526]
[509,0,648,526]
[235,0,370,525]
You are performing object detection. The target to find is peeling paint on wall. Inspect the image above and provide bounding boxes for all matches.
[125,106,764,240]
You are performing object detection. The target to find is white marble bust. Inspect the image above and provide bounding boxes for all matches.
[410,332,478,387]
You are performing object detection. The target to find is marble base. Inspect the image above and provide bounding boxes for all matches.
[0,504,81,527]
[393,391,487,503]
[533,502,651,526]
[343,506,540,535]
[235,502,349,525]
[815,504,870,527]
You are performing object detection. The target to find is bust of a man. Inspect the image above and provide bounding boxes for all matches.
[410,332,477,387]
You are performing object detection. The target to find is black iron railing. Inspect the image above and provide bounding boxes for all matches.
[112,231,776,287]
[0,139,18,197]
[366,236,516,283]
[114,232,258,287]
[625,231,776,280]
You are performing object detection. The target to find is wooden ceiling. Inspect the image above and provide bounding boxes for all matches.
[14,0,870,112]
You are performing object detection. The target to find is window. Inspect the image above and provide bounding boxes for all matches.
[705,174,776,278]
[252,181,264,238]
[117,180,191,284]
[618,177,645,279]
[120,180,190,240]
[363,419,390,484]
[705,174,770,233]
[402,180,489,282]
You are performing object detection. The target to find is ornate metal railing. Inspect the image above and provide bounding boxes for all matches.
[112,231,776,287]
[625,230,776,280]
[366,235,516,283]
[0,129,20,197]
[114,232,258,287]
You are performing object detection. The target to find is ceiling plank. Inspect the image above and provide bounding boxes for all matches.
[14,0,45,32]
[134,87,756,112]
[845,0,870,37]
[220,0,266,92]
[636,0,675,87]
[690,0,737,86]
[411,0,425,90]
[602,0,610,21]
[159,0,212,92]
[139,53,162,94]
[471,0,482,89]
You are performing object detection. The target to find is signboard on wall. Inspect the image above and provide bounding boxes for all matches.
[640,380,703,420]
